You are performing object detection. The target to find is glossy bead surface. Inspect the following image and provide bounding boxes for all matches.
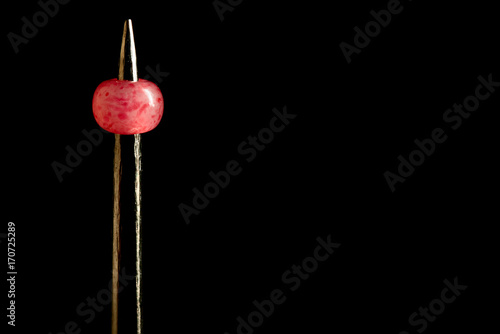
[92,79,163,134]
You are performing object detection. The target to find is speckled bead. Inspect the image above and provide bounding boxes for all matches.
[92,79,164,134]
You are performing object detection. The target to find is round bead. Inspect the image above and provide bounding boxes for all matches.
[92,79,164,134]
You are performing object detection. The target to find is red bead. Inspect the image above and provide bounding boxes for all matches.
[92,79,164,134]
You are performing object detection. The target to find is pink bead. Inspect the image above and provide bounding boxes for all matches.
[92,79,164,134]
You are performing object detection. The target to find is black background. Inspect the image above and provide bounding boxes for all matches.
[2,0,498,333]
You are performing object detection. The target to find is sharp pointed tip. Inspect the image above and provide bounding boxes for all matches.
[124,19,133,30]
[119,19,138,81]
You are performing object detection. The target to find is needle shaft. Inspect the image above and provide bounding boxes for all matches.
[112,19,139,334]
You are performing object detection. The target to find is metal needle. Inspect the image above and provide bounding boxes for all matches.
[118,19,138,82]
[113,19,142,334]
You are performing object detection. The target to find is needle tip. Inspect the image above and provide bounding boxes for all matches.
[118,19,138,81]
